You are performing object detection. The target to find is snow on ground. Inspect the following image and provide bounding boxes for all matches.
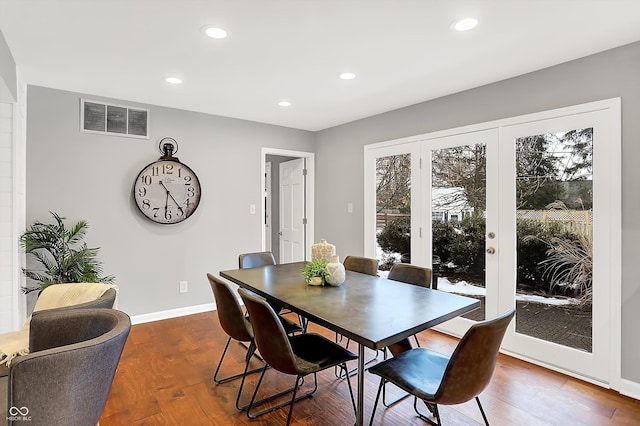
[380,270,577,306]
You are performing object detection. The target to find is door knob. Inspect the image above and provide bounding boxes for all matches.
[486,247,496,254]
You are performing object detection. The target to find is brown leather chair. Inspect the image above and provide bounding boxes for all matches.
[207,273,264,410]
[368,309,515,426]
[1,308,130,426]
[387,263,433,351]
[343,255,379,276]
[239,288,357,425]
[238,251,276,269]
[387,263,432,288]
[238,251,304,327]
[338,255,379,371]
[207,274,302,410]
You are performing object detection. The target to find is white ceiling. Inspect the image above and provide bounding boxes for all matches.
[1,0,640,131]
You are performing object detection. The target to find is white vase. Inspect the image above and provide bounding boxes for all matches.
[312,239,335,262]
[326,256,346,286]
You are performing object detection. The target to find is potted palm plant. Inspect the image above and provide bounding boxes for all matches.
[20,212,115,294]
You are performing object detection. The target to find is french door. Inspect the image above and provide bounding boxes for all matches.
[496,108,617,384]
[365,99,620,386]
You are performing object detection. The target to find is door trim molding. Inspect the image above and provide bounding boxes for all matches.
[261,148,315,261]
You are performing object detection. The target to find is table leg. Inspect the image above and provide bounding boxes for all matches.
[357,343,365,426]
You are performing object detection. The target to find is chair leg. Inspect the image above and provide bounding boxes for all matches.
[334,338,380,379]
[476,396,490,426]
[413,333,421,347]
[368,378,385,426]
[213,338,264,384]
[246,368,318,420]
[382,379,411,407]
[413,397,441,426]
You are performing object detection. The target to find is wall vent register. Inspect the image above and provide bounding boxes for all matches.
[80,98,149,139]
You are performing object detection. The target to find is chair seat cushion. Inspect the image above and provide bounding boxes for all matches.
[368,347,449,401]
[290,333,357,374]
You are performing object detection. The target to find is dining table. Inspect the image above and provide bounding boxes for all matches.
[220,261,480,426]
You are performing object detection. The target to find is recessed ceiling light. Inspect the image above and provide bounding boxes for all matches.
[203,26,228,39]
[452,17,478,32]
[164,77,183,85]
[339,72,357,80]
[278,101,292,107]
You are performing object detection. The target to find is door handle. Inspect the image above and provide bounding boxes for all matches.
[486,247,496,254]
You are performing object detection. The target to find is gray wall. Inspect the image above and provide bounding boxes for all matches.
[315,41,640,383]
[26,86,315,316]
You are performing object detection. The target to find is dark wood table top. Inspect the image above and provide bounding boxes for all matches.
[220,261,480,350]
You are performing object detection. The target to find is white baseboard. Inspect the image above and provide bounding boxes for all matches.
[620,378,640,400]
[130,302,216,325]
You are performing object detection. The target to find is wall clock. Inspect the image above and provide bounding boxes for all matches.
[133,137,202,224]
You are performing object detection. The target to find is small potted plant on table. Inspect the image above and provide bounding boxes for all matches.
[301,261,330,286]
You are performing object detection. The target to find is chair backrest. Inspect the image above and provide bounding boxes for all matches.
[207,273,253,343]
[343,255,378,276]
[239,251,276,269]
[387,263,432,288]
[36,288,117,315]
[435,309,515,405]
[8,308,131,426]
[238,288,299,375]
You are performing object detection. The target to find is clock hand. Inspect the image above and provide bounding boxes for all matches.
[159,181,185,214]
[159,181,170,213]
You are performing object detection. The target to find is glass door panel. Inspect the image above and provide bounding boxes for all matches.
[422,128,499,335]
[515,129,593,352]
[364,142,421,270]
[500,106,616,384]
[431,143,487,321]
[375,153,412,270]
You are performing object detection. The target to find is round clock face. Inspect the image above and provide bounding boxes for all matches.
[133,159,201,224]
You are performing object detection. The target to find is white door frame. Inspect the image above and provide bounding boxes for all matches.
[363,98,621,390]
[264,161,272,252]
[261,147,315,261]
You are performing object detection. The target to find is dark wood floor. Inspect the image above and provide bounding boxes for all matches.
[100,311,640,425]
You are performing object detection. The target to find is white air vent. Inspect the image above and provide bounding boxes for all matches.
[80,98,149,139]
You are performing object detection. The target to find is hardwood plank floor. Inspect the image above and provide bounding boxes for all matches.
[100,311,640,425]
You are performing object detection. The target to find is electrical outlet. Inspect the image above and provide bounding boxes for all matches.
[179,281,188,293]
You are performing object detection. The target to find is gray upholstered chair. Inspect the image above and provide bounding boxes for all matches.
[38,287,117,313]
[239,288,357,425]
[368,309,515,426]
[1,308,131,426]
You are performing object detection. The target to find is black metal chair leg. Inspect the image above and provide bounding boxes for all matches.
[246,367,318,419]
[213,338,264,384]
[381,379,411,407]
[368,378,385,426]
[476,396,490,426]
[413,397,441,426]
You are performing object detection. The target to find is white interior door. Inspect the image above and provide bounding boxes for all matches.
[279,158,305,263]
